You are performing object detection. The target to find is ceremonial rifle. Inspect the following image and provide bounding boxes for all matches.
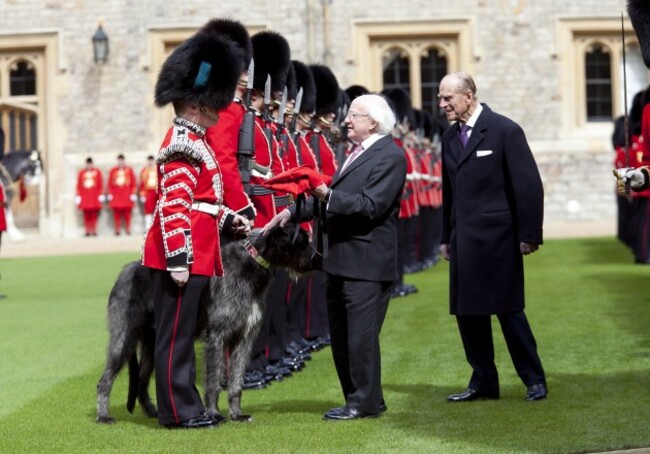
[262,75,274,149]
[290,87,304,165]
[238,60,256,193]
[275,86,289,158]
[622,12,631,197]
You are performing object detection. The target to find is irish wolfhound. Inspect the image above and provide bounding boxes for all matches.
[96,223,312,424]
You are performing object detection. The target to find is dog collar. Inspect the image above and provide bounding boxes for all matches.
[243,239,270,269]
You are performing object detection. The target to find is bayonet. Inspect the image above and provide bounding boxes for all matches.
[290,87,303,135]
[277,86,288,127]
[244,59,254,108]
[262,74,272,123]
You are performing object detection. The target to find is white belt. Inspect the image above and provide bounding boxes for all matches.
[192,202,220,216]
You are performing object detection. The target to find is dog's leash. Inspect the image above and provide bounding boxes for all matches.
[243,239,270,269]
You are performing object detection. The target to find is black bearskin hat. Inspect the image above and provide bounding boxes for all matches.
[292,60,316,113]
[198,18,253,67]
[421,110,434,139]
[345,84,370,102]
[335,89,350,122]
[629,0,650,67]
[251,30,291,93]
[383,88,415,129]
[310,64,339,115]
[154,27,244,111]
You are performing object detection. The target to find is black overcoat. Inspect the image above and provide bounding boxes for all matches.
[441,104,543,316]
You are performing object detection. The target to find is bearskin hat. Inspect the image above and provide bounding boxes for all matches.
[198,18,253,67]
[335,89,350,122]
[292,60,316,113]
[383,88,415,129]
[310,64,340,115]
[251,30,291,92]
[345,84,370,101]
[629,0,650,67]
[421,109,434,139]
[286,62,297,100]
[154,27,244,111]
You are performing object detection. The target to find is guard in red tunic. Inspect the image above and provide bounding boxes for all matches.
[107,154,136,235]
[202,19,256,223]
[0,178,6,246]
[142,24,250,429]
[138,155,157,230]
[75,157,103,236]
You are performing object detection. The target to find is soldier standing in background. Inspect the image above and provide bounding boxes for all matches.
[107,154,136,235]
[75,157,104,236]
[138,155,157,231]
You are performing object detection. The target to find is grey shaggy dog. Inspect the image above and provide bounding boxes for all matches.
[96,223,312,424]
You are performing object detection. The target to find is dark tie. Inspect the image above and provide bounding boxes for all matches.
[341,143,363,172]
[459,124,471,148]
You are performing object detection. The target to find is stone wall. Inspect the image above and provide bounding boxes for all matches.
[0,0,631,236]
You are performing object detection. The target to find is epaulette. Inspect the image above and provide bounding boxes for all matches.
[156,118,205,164]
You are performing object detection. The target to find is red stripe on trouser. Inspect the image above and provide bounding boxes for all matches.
[167,289,182,424]
[305,277,313,338]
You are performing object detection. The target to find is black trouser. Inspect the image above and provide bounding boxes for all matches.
[395,217,408,286]
[405,215,419,267]
[306,271,329,339]
[267,270,289,362]
[326,276,392,414]
[152,269,208,426]
[456,311,546,394]
[633,197,650,261]
[286,276,308,344]
[418,207,434,261]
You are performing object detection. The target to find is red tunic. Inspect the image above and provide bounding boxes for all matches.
[205,100,255,218]
[396,138,419,218]
[108,165,136,209]
[76,167,103,210]
[139,164,158,214]
[142,117,236,277]
[0,180,7,232]
[305,130,338,178]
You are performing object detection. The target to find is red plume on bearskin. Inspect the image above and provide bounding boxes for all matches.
[251,30,291,93]
[154,26,244,111]
[310,64,339,115]
[198,18,253,67]
[629,0,650,67]
[292,60,316,114]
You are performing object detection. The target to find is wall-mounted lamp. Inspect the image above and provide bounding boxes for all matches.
[92,23,109,64]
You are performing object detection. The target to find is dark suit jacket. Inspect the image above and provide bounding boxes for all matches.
[293,134,407,282]
[441,104,544,316]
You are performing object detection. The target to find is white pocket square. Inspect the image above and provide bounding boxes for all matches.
[476,150,493,157]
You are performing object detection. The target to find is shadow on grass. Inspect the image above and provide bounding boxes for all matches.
[382,371,650,454]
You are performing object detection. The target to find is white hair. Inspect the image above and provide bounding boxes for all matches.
[356,94,396,135]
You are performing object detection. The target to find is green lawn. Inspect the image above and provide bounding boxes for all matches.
[0,238,649,453]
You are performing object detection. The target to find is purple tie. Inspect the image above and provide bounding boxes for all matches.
[459,124,471,147]
[341,144,363,172]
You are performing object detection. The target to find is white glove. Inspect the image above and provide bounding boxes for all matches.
[99,194,107,203]
[74,195,81,206]
[614,167,647,195]
[130,194,137,202]
[139,195,146,203]
[107,194,113,201]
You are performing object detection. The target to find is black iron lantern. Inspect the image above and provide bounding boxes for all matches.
[92,24,109,64]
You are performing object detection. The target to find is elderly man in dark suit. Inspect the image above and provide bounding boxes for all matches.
[438,72,548,402]
[265,93,407,420]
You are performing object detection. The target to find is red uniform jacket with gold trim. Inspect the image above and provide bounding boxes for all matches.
[142,117,236,277]
[139,164,158,214]
[0,180,6,232]
[108,165,136,209]
[76,167,103,210]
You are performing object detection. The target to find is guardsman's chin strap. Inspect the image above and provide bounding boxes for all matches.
[243,239,270,269]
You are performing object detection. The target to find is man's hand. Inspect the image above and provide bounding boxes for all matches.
[520,242,539,255]
[310,183,328,200]
[613,167,647,195]
[440,243,451,261]
[261,210,291,236]
[231,214,251,236]
[171,269,189,287]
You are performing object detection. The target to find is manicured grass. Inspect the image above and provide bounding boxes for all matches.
[0,238,649,453]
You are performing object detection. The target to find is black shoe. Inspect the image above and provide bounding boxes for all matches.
[525,383,548,401]
[323,406,380,421]
[166,414,222,429]
[390,285,408,298]
[243,371,267,389]
[404,263,424,274]
[403,284,418,295]
[264,364,293,381]
[379,401,387,413]
[447,388,499,402]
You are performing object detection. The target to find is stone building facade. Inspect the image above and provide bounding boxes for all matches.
[0,0,641,237]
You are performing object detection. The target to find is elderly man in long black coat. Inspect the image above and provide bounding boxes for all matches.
[439,72,548,402]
